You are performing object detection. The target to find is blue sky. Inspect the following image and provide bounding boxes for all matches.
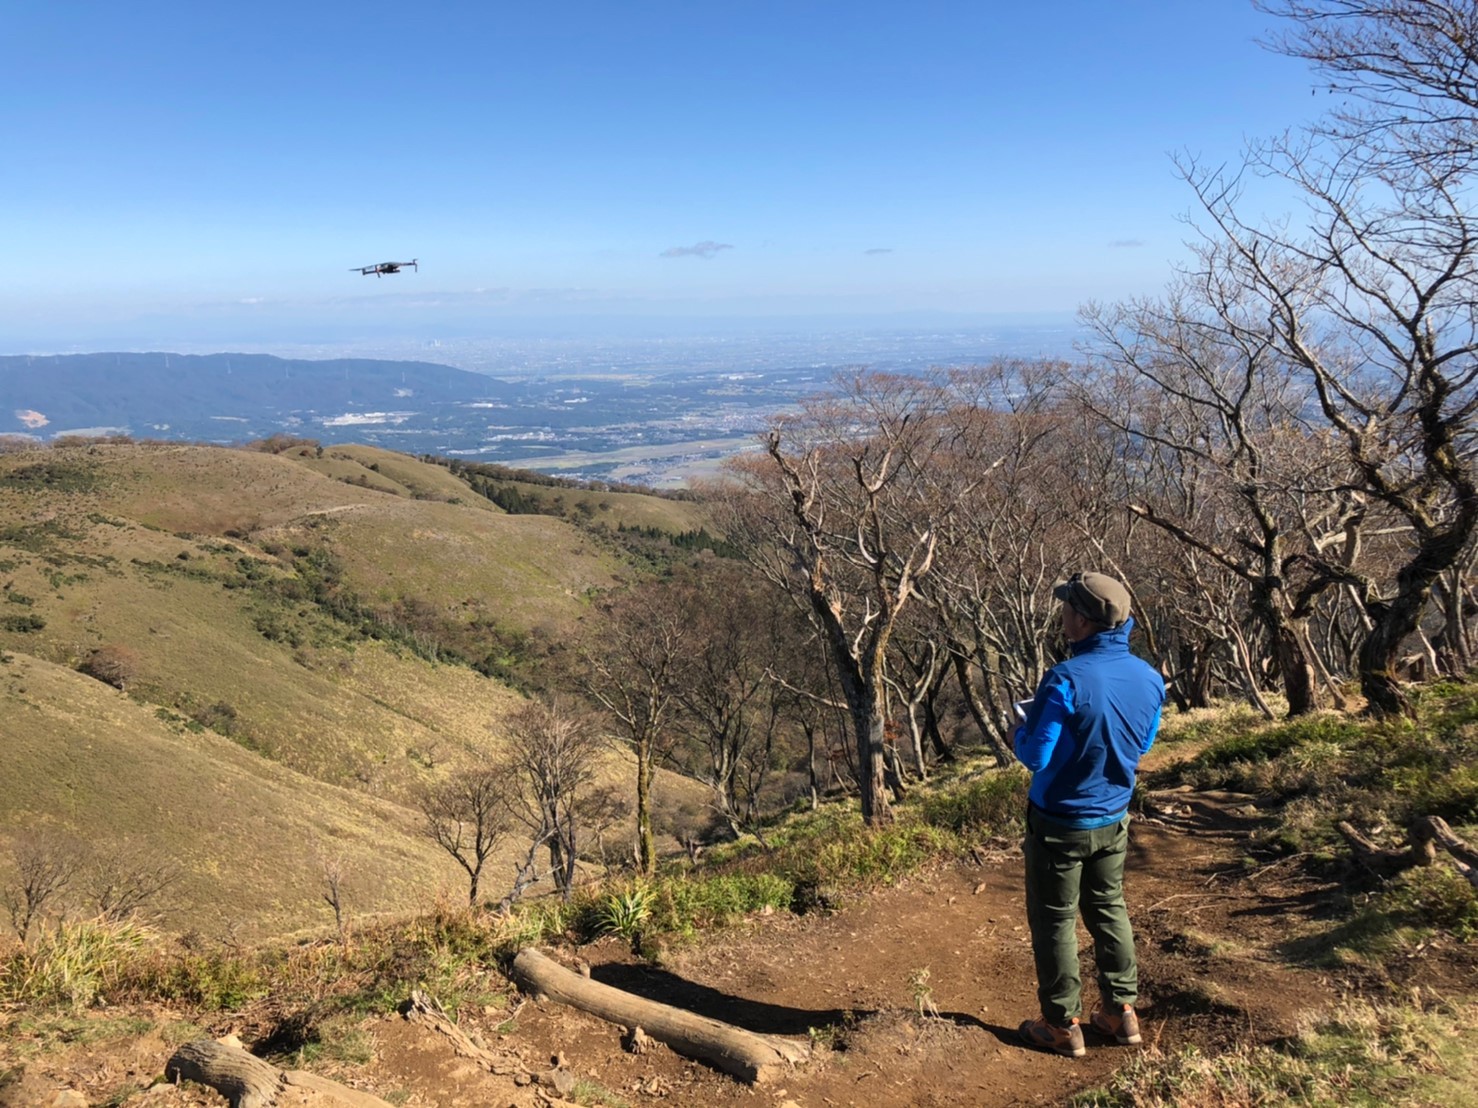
[1,1,1323,348]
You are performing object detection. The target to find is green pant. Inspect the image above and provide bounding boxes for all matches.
[1023,806,1138,1024]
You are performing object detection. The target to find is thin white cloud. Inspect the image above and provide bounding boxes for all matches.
[1109,239,1145,249]
[864,247,893,255]
[660,241,734,259]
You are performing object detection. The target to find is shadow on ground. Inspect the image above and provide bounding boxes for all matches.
[590,962,874,1037]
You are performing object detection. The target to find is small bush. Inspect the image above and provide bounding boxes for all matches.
[77,644,139,690]
[596,884,654,941]
[1,917,153,1009]
[152,950,269,1010]
[917,770,1028,834]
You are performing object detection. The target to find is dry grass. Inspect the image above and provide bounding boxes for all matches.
[1074,993,1478,1107]
[0,441,712,941]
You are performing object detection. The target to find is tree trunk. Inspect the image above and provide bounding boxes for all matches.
[923,690,952,763]
[510,948,808,1084]
[1358,602,1415,718]
[166,1039,396,1108]
[1356,505,1478,717]
[1274,623,1319,717]
[635,732,655,875]
[950,652,1014,765]
[803,719,820,810]
[850,689,892,825]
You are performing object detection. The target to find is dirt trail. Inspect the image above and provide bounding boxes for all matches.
[360,818,1337,1108]
[6,815,1354,1108]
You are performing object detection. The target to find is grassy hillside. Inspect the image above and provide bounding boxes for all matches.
[0,653,463,940]
[297,443,496,506]
[0,440,714,938]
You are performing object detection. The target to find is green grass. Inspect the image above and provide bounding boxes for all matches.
[570,1078,632,1108]
[1152,682,1478,846]
[9,1012,155,1055]
[1146,679,1478,968]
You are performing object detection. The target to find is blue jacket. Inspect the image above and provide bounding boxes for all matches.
[1013,618,1165,828]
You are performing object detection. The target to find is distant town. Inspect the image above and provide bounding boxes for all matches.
[2,322,1083,487]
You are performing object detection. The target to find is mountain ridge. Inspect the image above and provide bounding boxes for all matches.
[0,351,509,441]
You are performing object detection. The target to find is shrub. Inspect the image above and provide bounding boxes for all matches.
[150,949,269,1010]
[917,770,1028,834]
[77,644,139,690]
[1,917,153,1010]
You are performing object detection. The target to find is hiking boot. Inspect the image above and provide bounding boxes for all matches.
[1018,1016,1085,1057]
[1091,1004,1142,1045]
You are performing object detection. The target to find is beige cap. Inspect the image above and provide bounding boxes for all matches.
[1053,571,1131,628]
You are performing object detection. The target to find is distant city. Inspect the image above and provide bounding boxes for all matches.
[3,322,1085,487]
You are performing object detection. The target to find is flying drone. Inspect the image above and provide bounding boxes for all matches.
[351,259,418,277]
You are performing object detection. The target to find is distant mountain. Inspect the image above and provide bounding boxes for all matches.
[0,351,511,441]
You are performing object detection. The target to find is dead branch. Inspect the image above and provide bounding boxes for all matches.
[399,989,526,1076]
[1339,816,1478,889]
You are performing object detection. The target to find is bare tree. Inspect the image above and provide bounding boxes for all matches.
[578,585,693,874]
[664,564,804,836]
[500,698,605,898]
[1080,1,1478,716]
[907,363,1084,760]
[5,832,80,942]
[1175,141,1478,714]
[317,849,350,946]
[1258,0,1478,177]
[420,769,513,907]
[87,841,181,924]
[732,373,973,825]
[1080,290,1360,716]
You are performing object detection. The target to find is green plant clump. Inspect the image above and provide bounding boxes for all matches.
[1,918,152,1010]
[916,770,1029,833]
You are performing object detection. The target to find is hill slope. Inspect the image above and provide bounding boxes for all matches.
[0,441,711,937]
[3,653,462,939]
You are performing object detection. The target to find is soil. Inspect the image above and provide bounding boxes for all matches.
[5,798,1475,1108]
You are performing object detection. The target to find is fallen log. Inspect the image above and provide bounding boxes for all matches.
[1338,817,1478,890]
[166,1038,396,1108]
[1336,820,1413,878]
[510,946,808,1084]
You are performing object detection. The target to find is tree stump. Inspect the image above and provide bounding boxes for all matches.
[165,1039,396,1108]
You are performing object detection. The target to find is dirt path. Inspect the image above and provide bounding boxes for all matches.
[6,816,1354,1108]
[357,820,1338,1108]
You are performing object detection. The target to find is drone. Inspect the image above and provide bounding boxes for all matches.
[351,259,418,277]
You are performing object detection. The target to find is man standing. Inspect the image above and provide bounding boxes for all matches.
[1014,571,1165,1057]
